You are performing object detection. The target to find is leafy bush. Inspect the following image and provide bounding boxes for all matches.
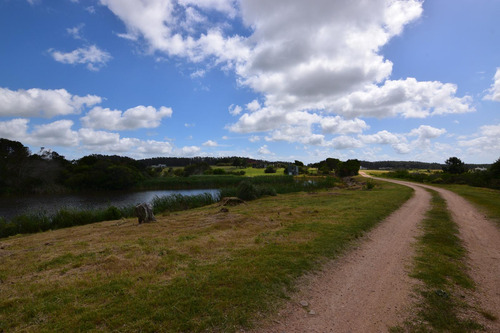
[264,166,276,174]
[236,181,260,201]
[364,180,375,190]
[256,185,277,197]
[212,168,226,175]
[0,217,17,238]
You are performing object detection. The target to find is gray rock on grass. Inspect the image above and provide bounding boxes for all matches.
[135,203,156,224]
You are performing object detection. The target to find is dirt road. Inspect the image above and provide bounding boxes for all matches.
[254,174,500,332]
[254,179,430,332]
[368,175,500,332]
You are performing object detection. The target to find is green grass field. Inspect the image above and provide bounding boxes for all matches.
[0,180,412,332]
[216,166,286,176]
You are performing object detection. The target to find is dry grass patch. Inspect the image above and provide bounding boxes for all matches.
[0,181,412,332]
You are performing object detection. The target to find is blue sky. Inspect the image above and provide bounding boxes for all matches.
[0,0,499,164]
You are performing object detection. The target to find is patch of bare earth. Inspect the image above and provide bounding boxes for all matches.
[252,181,431,333]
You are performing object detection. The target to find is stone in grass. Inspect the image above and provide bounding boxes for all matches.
[300,300,309,307]
[135,203,156,224]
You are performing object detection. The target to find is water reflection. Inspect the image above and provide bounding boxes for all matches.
[0,189,219,220]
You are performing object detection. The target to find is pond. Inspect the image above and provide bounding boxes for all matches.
[0,189,220,220]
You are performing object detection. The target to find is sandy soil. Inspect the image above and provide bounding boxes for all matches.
[252,174,500,332]
[251,179,431,333]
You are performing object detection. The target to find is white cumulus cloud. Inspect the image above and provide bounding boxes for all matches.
[203,140,218,147]
[484,68,500,102]
[30,120,80,147]
[258,144,273,155]
[459,123,500,159]
[49,45,112,71]
[330,78,473,119]
[100,0,248,66]
[228,104,242,116]
[81,105,173,130]
[0,118,29,141]
[0,87,101,118]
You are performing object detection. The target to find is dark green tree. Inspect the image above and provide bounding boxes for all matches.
[335,159,360,177]
[0,138,32,192]
[489,157,500,178]
[442,157,467,174]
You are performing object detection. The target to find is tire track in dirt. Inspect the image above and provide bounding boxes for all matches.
[252,178,431,333]
[368,175,500,332]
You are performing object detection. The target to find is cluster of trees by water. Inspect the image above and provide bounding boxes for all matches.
[1,138,148,194]
[0,138,361,195]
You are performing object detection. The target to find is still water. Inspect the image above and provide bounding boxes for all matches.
[0,189,219,220]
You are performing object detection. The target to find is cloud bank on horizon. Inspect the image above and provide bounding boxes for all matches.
[0,0,499,163]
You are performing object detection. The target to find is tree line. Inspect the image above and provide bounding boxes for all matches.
[0,138,147,194]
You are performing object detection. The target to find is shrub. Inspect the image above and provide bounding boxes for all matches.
[257,185,277,197]
[237,181,260,201]
[212,168,226,175]
[0,217,18,238]
[431,177,444,184]
[264,166,276,174]
[103,206,123,220]
[364,180,375,190]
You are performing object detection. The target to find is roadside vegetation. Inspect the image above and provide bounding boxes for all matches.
[393,191,489,332]
[0,180,412,332]
[439,185,500,227]
[382,157,500,190]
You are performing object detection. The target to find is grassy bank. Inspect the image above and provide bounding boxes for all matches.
[394,191,485,332]
[0,177,338,239]
[0,180,412,332]
[0,193,219,239]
